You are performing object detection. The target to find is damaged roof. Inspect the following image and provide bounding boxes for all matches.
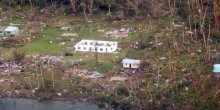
[5,26,19,32]
[122,59,141,64]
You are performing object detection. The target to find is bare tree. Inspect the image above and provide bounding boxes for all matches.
[70,0,77,13]
[40,63,45,88]
[80,2,89,23]
[126,0,139,15]
[28,0,33,8]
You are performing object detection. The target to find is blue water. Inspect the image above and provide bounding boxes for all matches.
[0,98,106,110]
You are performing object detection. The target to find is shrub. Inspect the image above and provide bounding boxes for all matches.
[2,38,19,48]
[115,84,129,97]
[13,50,25,63]
[64,52,73,56]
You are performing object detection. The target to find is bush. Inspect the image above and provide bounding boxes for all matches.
[13,50,25,63]
[115,84,129,97]
[2,38,20,48]
[64,52,73,56]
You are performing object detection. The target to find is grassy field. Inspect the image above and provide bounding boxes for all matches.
[19,27,63,55]
[0,14,170,74]
[0,15,138,73]
[0,16,26,25]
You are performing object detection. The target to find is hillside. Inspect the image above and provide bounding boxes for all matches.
[0,0,219,110]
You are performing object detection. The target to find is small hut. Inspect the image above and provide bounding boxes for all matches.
[122,59,141,69]
[4,26,19,36]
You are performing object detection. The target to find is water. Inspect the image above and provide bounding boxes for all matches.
[0,98,106,110]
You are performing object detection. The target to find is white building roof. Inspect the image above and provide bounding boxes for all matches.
[122,59,141,64]
[5,26,19,32]
[75,39,118,47]
[81,39,117,44]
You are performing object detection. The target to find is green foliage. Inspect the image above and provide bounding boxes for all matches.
[100,0,115,5]
[12,50,25,63]
[2,38,20,48]
[115,84,129,97]
[44,79,56,93]
[19,27,62,55]
[80,2,86,9]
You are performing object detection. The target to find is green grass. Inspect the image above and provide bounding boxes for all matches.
[126,33,140,41]
[79,59,114,73]
[19,27,62,55]
[0,16,26,25]
[70,26,108,40]
[1,15,136,70]
[0,48,15,58]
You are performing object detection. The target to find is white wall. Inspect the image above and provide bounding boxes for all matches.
[123,63,140,69]
[74,40,118,53]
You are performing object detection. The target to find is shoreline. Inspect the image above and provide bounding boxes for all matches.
[0,91,95,103]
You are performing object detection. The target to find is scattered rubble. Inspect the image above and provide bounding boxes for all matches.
[85,71,104,79]
[57,93,62,96]
[63,69,104,80]
[38,55,64,65]
[60,27,72,31]
[97,83,109,89]
[61,33,78,37]
[0,62,23,74]
[0,55,65,74]
[160,57,167,60]
[110,76,127,82]
[63,68,89,80]
[71,59,84,65]
[105,28,130,39]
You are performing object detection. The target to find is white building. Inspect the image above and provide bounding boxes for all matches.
[4,26,19,36]
[122,59,141,69]
[74,40,118,53]
[0,26,19,37]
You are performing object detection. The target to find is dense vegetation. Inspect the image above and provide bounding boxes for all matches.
[1,0,219,36]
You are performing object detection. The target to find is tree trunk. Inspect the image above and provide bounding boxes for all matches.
[70,0,76,13]
[8,0,11,6]
[40,64,45,88]
[126,0,139,15]
[213,1,219,32]
[83,7,89,22]
[150,0,156,18]
[89,0,94,14]
[20,0,23,6]
[52,70,55,88]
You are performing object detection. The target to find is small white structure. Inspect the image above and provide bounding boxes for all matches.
[60,27,72,31]
[74,40,118,53]
[61,33,78,37]
[213,64,220,73]
[4,26,19,36]
[122,58,141,69]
